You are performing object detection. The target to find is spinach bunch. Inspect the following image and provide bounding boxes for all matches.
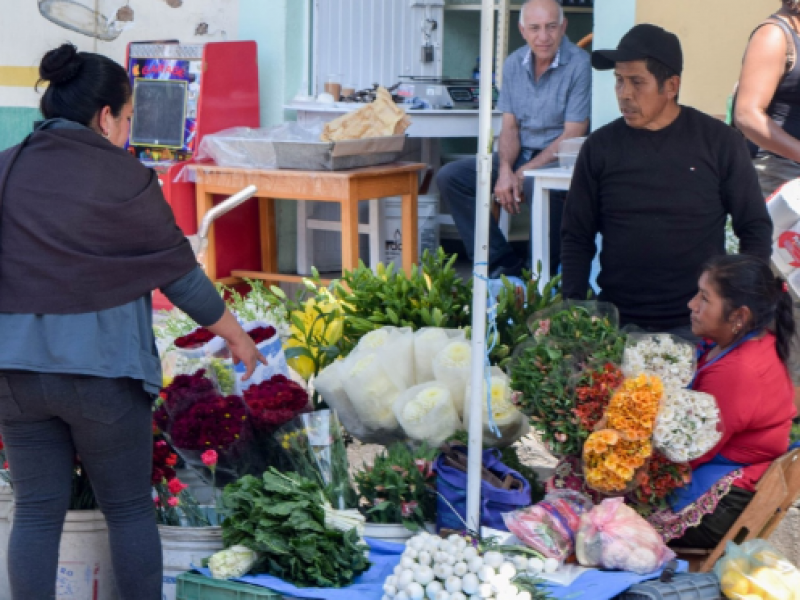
[222,468,370,588]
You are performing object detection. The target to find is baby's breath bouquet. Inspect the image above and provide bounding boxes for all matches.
[275,410,356,509]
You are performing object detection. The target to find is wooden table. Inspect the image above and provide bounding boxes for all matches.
[189,162,426,284]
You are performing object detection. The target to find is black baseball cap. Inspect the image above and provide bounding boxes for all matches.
[591,24,683,75]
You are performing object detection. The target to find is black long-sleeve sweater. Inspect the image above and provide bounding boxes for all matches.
[561,106,773,329]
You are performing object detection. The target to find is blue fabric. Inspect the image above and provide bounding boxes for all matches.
[543,561,689,600]
[196,538,405,600]
[195,540,687,600]
[0,266,223,395]
[669,455,745,512]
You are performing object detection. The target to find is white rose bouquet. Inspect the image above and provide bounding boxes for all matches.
[652,388,723,462]
[622,333,696,391]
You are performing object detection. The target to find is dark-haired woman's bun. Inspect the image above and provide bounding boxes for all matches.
[39,43,83,85]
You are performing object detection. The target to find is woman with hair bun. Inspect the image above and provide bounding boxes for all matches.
[651,254,797,548]
[0,44,264,598]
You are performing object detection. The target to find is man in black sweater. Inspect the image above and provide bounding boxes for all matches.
[560,24,772,334]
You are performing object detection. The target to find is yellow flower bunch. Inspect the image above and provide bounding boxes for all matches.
[584,429,652,493]
[605,373,663,441]
[285,291,344,380]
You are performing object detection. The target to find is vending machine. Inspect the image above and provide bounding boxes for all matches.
[125,40,262,304]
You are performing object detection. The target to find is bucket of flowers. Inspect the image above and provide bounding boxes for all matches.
[353,442,437,541]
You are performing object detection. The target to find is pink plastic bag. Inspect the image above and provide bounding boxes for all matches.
[576,497,675,574]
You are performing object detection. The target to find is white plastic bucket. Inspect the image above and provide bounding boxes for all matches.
[363,522,436,543]
[57,510,119,600]
[382,194,440,268]
[159,525,223,600]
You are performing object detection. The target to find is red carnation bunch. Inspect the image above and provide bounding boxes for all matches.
[169,393,249,451]
[243,374,309,431]
[630,451,692,511]
[151,439,178,485]
[248,326,276,345]
[174,327,216,349]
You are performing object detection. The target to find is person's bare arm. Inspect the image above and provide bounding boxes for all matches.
[495,113,524,214]
[735,24,800,161]
[206,308,267,380]
[514,120,589,189]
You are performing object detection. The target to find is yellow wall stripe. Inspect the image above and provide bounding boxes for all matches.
[0,67,40,88]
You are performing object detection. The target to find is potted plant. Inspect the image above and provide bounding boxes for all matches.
[354,442,437,542]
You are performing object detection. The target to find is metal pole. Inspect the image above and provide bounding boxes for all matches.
[465,0,496,533]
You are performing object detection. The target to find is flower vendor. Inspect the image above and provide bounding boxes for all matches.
[0,45,264,599]
[650,255,797,548]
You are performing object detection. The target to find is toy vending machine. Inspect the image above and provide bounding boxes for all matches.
[125,41,262,304]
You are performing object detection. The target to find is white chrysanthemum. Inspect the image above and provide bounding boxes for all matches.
[403,385,450,424]
[653,389,722,462]
[359,328,390,351]
[209,545,258,579]
[622,334,695,391]
[393,382,460,444]
[437,340,471,368]
[349,353,376,376]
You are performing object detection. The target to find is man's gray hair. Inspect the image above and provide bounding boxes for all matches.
[519,0,564,27]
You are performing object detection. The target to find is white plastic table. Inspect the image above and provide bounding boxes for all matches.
[523,166,574,286]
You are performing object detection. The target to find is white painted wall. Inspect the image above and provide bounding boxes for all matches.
[0,0,241,108]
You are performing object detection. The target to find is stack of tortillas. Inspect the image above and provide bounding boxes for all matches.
[321,86,411,141]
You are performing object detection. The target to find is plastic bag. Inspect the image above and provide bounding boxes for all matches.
[341,351,402,434]
[205,321,289,395]
[714,539,800,599]
[575,497,675,575]
[350,326,415,391]
[413,327,465,384]
[208,545,259,579]
[392,382,461,445]
[502,490,593,561]
[433,339,473,417]
[464,366,529,448]
[652,388,723,463]
[622,332,696,391]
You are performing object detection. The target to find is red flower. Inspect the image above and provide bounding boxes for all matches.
[201,449,218,467]
[168,497,180,507]
[401,501,418,518]
[168,394,248,451]
[243,375,309,431]
[167,478,188,495]
[151,439,177,485]
[174,327,216,349]
[248,326,277,345]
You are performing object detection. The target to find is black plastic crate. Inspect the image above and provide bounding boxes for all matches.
[618,573,722,600]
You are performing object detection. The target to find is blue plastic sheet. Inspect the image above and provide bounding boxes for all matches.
[196,539,687,600]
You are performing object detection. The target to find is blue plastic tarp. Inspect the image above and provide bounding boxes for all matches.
[196,539,687,600]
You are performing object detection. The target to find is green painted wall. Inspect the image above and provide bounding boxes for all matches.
[239,0,309,273]
[0,107,39,151]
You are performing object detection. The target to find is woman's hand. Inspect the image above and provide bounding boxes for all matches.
[206,309,267,380]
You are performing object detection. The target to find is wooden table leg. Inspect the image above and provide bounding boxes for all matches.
[195,183,217,281]
[340,195,360,273]
[401,173,419,274]
[258,197,278,276]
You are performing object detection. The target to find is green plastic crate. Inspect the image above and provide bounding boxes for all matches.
[176,572,284,600]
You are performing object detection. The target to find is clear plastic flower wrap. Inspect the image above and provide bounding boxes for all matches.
[432,338,472,417]
[464,366,529,448]
[622,332,696,391]
[502,490,594,562]
[208,545,259,579]
[350,326,415,391]
[157,370,261,486]
[652,388,723,462]
[575,497,675,574]
[275,409,357,509]
[341,351,402,435]
[714,539,800,599]
[412,327,466,384]
[204,320,289,395]
[392,382,461,446]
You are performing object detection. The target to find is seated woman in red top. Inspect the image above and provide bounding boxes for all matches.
[651,254,797,548]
